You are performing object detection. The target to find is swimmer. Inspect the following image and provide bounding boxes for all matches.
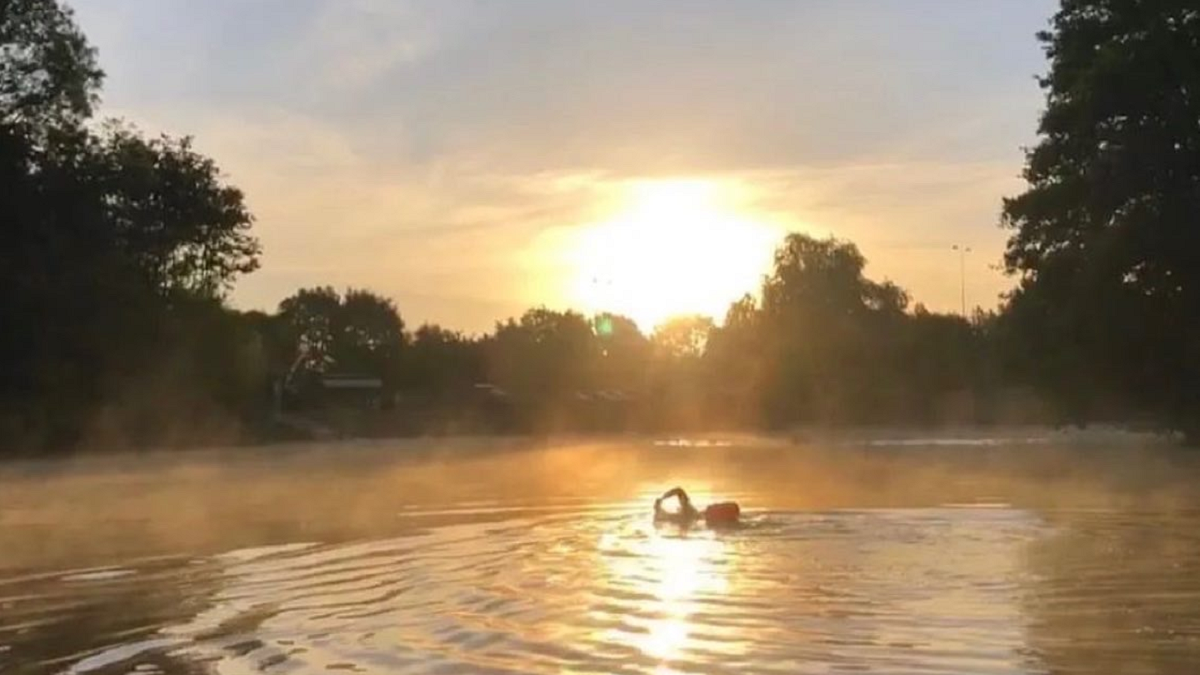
[653,486,741,527]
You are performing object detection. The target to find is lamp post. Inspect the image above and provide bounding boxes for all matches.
[951,245,971,317]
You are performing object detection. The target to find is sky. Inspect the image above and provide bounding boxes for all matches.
[69,0,1058,333]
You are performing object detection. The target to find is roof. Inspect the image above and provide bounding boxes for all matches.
[321,376,383,390]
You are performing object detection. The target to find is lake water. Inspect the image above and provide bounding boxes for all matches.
[2,435,1200,674]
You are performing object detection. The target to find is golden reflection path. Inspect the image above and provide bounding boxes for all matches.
[597,487,744,674]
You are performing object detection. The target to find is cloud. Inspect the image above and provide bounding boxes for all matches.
[68,0,1055,330]
[302,0,452,93]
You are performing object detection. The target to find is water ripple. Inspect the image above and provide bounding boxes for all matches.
[3,504,1200,674]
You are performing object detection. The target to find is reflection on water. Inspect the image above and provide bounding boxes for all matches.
[601,526,734,667]
[2,438,1200,674]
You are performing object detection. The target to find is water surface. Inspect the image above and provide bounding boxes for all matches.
[2,436,1199,674]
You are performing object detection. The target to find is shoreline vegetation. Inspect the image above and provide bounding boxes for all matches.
[5,1,1200,455]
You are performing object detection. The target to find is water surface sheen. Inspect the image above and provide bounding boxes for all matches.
[2,439,1200,674]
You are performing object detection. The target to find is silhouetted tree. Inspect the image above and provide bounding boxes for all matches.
[338,289,406,380]
[1001,0,1200,435]
[902,306,985,423]
[0,1,260,451]
[278,287,341,375]
[694,296,764,427]
[89,123,259,297]
[277,287,406,384]
[0,0,102,130]
[752,234,909,424]
[591,312,651,393]
[487,308,595,414]
[405,324,482,398]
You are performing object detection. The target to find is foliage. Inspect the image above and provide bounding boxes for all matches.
[0,0,260,451]
[0,0,102,129]
[277,287,406,384]
[486,308,595,405]
[652,315,714,361]
[89,124,259,297]
[250,233,998,436]
[1001,0,1200,432]
[17,0,1200,450]
[405,324,482,397]
[592,312,651,392]
[740,234,912,424]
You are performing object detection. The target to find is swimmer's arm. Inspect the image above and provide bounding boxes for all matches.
[654,487,683,518]
[659,487,690,503]
[655,487,698,520]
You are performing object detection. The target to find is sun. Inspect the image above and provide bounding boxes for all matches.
[565,179,782,331]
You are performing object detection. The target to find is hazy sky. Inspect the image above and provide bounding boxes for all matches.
[70,0,1057,332]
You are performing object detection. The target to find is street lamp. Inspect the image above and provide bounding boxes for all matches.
[951,245,971,317]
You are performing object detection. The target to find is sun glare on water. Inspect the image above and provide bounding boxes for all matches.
[566,180,783,331]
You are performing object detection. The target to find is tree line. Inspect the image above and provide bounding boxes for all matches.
[250,239,1009,439]
[3,0,1199,452]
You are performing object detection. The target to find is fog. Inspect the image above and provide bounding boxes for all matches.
[3,432,1195,572]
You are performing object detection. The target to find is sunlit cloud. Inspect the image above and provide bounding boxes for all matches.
[70,0,1055,331]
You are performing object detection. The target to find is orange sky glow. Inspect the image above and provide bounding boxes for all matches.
[68,0,1055,332]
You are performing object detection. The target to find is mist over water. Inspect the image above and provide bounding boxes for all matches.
[2,435,1200,675]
